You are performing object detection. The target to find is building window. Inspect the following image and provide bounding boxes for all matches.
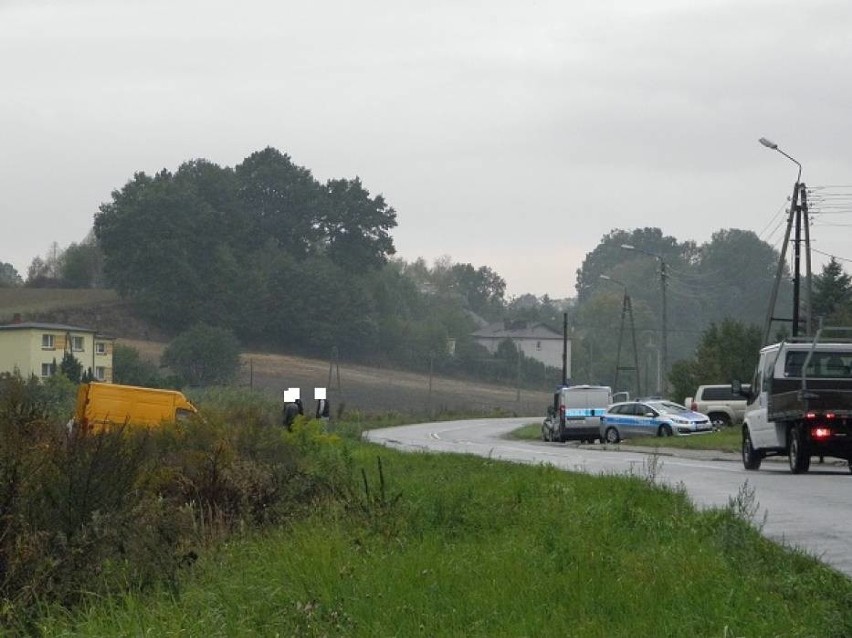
[42,334,55,350]
[536,341,542,351]
[41,363,53,378]
[72,336,84,352]
[95,342,106,355]
[94,367,106,381]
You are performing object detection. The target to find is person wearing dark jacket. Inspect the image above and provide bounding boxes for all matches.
[283,398,304,430]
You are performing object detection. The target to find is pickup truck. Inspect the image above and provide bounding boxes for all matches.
[738,328,852,474]
[685,384,750,427]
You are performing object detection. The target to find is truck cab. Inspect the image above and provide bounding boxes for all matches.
[740,329,852,473]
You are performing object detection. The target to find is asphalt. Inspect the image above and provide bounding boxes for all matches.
[587,442,741,462]
[579,441,851,468]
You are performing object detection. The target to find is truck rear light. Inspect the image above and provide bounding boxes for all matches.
[811,427,832,440]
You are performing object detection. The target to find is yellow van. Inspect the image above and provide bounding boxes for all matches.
[73,382,198,432]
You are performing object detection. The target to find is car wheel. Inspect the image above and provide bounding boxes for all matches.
[742,427,762,470]
[605,427,620,444]
[657,424,673,437]
[709,412,731,428]
[788,425,811,474]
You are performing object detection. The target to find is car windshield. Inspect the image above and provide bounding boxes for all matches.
[646,401,689,414]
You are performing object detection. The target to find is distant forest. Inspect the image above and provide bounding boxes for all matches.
[4,147,851,392]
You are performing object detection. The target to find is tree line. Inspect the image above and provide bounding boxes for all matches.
[4,148,852,396]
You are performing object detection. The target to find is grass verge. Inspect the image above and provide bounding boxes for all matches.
[37,441,852,637]
[617,427,741,452]
[508,422,742,453]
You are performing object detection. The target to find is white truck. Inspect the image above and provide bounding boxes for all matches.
[737,329,852,474]
[542,385,612,443]
[685,384,750,427]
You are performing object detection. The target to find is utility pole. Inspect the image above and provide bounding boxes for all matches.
[600,275,641,397]
[660,259,668,393]
[618,293,642,398]
[802,185,812,336]
[759,137,812,343]
[561,312,568,386]
[620,245,668,395]
[792,184,802,337]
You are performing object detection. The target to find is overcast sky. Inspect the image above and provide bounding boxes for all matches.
[3,0,852,297]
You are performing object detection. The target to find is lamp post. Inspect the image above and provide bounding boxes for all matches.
[620,244,668,395]
[758,137,810,341]
[600,275,642,397]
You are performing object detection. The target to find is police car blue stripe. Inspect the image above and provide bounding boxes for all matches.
[565,408,608,417]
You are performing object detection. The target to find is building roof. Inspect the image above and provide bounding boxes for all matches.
[0,322,114,339]
[471,321,563,340]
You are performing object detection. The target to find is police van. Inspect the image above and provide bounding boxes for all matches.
[542,384,613,443]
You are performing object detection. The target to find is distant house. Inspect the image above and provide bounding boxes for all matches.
[0,321,115,382]
[471,320,570,374]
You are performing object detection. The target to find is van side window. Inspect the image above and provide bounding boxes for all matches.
[175,409,194,421]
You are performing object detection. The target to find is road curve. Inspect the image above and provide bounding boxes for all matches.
[365,417,852,579]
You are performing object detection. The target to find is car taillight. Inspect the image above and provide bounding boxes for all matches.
[811,427,832,440]
[806,412,836,420]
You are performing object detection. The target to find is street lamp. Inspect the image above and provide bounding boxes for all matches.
[620,244,668,395]
[758,136,810,341]
[600,275,642,397]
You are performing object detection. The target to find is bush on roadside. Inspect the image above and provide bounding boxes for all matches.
[0,377,351,635]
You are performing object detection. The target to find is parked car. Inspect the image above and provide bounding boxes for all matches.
[599,400,713,443]
[684,384,751,427]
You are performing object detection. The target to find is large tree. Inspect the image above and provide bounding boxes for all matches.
[668,319,762,403]
[574,227,788,379]
[59,235,104,288]
[161,324,242,386]
[234,147,325,256]
[94,149,399,344]
[94,170,219,327]
[692,228,790,329]
[811,257,851,323]
[322,177,396,271]
[0,262,22,287]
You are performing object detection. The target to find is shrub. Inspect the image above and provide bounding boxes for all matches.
[161,324,241,386]
[0,383,350,633]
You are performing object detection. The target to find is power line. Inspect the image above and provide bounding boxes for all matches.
[812,247,852,265]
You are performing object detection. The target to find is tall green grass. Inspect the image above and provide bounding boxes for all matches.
[37,443,852,637]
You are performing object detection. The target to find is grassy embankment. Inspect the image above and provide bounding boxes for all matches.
[511,422,742,452]
[0,289,120,321]
[38,426,852,637]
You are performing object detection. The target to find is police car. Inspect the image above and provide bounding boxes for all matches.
[599,399,713,444]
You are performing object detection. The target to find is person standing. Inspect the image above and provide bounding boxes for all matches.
[283,401,299,430]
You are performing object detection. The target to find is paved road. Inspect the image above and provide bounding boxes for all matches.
[365,417,852,579]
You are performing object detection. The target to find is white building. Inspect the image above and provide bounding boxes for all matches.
[471,321,570,374]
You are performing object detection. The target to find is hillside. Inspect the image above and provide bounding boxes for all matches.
[1,288,551,416]
[0,288,169,340]
[123,338,549,415]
